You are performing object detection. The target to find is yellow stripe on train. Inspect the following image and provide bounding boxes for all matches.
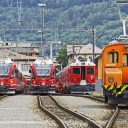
[118,85,128,95]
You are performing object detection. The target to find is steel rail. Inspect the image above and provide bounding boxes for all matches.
[61,94,105,103]
[0,95,7,100]
[105,106,119,128]
[49,95,101,128]
[78,95,105,103]
[37,95,67,128]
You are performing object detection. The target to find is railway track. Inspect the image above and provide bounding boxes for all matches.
[0,95,7,100]
[53,94,119,127]
[70,94,105,103]
[71,94,120,128]
[105,106,128,128]
[105,106,119,128]
[38,95,101,128]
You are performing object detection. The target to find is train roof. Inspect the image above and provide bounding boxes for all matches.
[34,58,53,65]
[56,59,95,75]
[0,58,12,64]
[102,41,128,52]
[69,58,95,66]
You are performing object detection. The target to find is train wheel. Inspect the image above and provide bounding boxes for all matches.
[55,88,59,93]
[67,87,71,94]
[103,89,108,102]
[62,87,67,94]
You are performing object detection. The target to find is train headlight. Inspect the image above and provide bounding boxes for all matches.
[108,76,114,83]
[42,82,45,86]
[0,82,4,86]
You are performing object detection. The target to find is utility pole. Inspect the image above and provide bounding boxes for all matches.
[50,41,61,60]
[50,42,53,60]
[17,0,22,26]
[73,45,75,60]
[38,3,46,56]
[55,28,59,56]
[92,26,96,62]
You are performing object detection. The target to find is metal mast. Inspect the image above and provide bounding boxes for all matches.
[115,0,128,38]
[38,3,46,56]
[17,0,22,26]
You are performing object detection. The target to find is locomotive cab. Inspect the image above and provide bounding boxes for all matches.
[29,58,56,94]
[0,58,25,94]
[56,58,96,94]
[101,43,128,104]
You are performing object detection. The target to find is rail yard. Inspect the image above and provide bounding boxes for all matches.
[0,95,113,128]
[0,0,128,128]
[0,94,127,128]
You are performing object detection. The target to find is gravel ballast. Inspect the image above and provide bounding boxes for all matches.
[0,95,58,128]
[54,96,114,127]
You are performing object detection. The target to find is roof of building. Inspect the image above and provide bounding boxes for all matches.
[13,47,37,53]
[67,43,102,56]
[0,49,36,60]
[0,41,39,48]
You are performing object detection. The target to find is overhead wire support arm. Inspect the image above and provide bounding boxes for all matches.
[115,0,128,4]
[114,0,128,38]
[117,3,127,36]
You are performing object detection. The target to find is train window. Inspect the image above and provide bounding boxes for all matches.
[107,52,118,63]
[72,68,80,74]
[87,67,94,74]
[21,64,30,71]
[11,68,17,78]
[52,71,56,79]
[31,71,34,78]
[123,54,128,66]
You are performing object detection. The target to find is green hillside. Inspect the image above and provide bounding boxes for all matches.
[0,0,127,48]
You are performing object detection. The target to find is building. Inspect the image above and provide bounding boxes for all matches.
[67,43,102,63]
[0,41,39,56]
[0,42,39,77]
[0,49,36,76]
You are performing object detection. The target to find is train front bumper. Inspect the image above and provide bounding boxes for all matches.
[0,86,16,94]
[70,84,95,92]
[30,85,55,93]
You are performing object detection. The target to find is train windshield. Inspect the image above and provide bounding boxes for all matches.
[107,52,118,63]
[0,64,12,76]
[34,64,52,77]
[123,54,128,66]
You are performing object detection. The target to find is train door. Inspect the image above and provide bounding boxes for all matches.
[80,66,87,85]
[81,66,85,80]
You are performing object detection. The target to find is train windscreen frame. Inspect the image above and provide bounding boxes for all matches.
[34,64,52,77]
[0,64,12,76]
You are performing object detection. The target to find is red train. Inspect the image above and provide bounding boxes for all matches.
[56,59,96,94]
[0,58,26,94]
[29,58,56,93]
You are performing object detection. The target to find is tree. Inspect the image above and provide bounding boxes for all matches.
[56,45,68,68]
